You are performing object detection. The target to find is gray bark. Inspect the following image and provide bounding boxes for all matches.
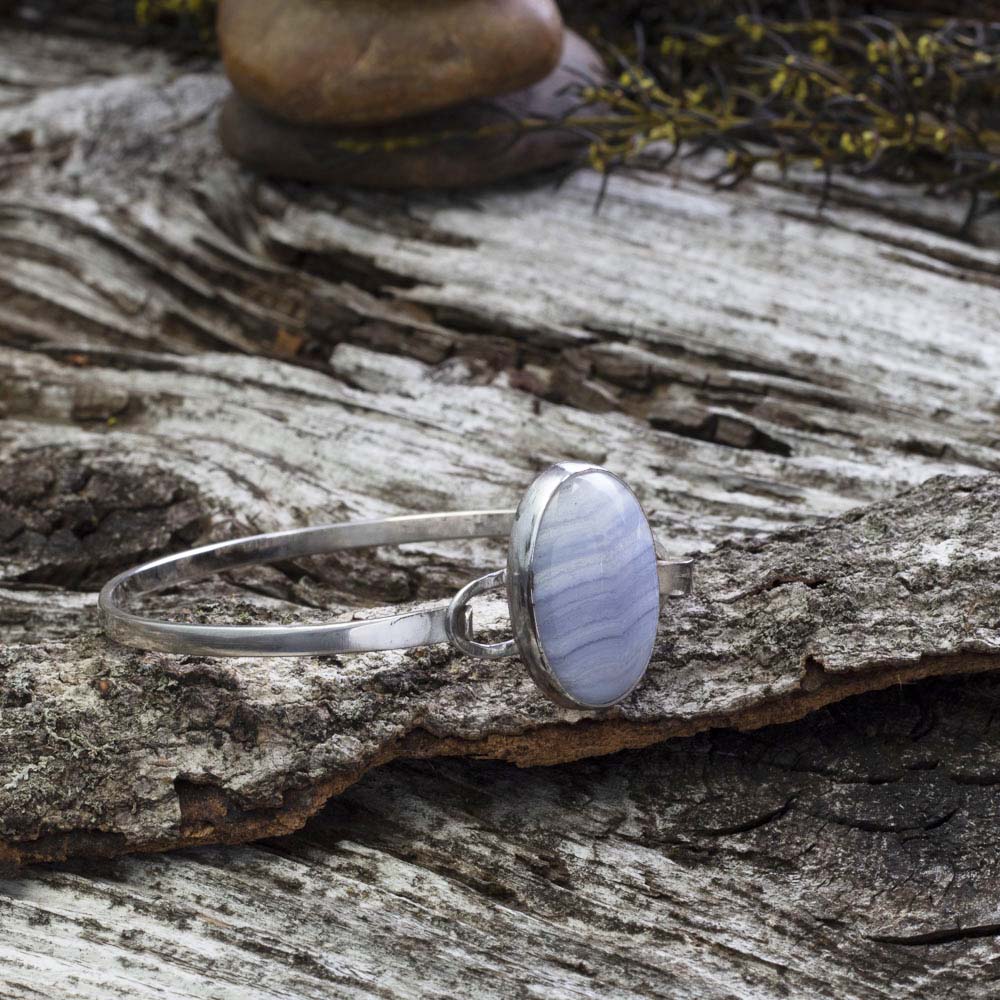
[5,679,1000,999]
[3,16,1000,997]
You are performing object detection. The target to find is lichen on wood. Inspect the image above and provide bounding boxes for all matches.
[4,18,1000,995]
[3,15,1000,865]
[5,675,1000,999]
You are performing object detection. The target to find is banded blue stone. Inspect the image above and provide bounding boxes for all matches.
[529,470,660,707]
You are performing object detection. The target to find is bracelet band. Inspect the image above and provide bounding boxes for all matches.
[100,462,694,709]
[99,510,515,657]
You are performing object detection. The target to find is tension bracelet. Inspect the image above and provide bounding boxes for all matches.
[100,462,694,710]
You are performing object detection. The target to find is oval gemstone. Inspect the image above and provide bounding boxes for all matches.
[530,470,660,707]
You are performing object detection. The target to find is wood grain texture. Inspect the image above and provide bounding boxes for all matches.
[5,676,1000,999]
[5,14,1000,999]
[0,3,999,897]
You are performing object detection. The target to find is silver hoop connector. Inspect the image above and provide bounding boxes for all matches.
[446,569,517,660]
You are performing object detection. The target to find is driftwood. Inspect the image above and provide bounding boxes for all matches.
[5,675,1000,999]
[4,16,1000,859]
[7,408,1000,864]
[4,14,1000,996]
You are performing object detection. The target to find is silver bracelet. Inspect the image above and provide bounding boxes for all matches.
[100,462,694,710]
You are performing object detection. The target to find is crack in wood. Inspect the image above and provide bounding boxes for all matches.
[3,19,1000,993]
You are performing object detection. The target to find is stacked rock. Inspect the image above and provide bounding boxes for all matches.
[216,0,605,189]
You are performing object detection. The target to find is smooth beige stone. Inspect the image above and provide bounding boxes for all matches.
[218,31,605,190]
[217,0,565,126]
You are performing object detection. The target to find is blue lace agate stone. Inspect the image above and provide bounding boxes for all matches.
[530,470,660,706]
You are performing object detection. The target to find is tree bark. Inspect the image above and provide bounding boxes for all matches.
[5,16,1000,860]
[4,677,1000,999]
[3,18,1000,996]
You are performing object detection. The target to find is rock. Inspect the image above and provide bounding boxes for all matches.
[218,31,606,190]
[217,0,565,127]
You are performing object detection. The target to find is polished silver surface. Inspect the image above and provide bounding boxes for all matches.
[659,558,694,598]
[446,569,517,660]
[100,511,515,656]
[100,466,695,707]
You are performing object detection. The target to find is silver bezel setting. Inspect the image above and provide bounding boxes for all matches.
[506,462,662,711]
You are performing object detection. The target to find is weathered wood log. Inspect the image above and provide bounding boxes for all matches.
[4,15,1000,1000]
[4,675,1000,999]
[5,19,1000,866]
[8,344,1000,864]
